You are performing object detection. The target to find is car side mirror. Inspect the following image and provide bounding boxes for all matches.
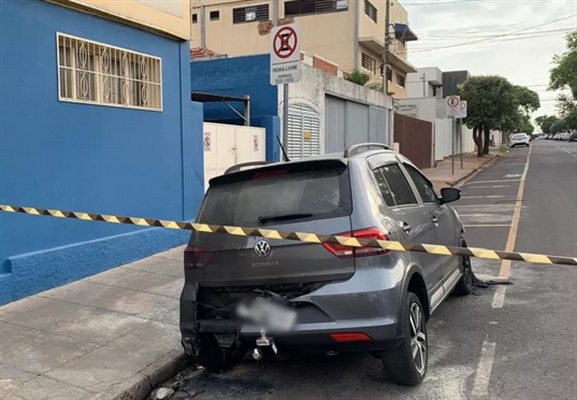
[440,187,461,204]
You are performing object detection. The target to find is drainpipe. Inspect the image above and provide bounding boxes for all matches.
[200,5,206,47]
[353,0,360,70]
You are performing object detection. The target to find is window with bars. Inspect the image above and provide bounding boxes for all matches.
[379,64,393,82]
[210,10,220,20]
[395,72,406,88]
[361,53,377,74]
[364,0,377,23]
[57,33,162,111]
[192,13,198,23]
[285,0,348,18]
[233,4,269,23]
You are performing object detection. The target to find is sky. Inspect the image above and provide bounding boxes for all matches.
[403,0,577,119]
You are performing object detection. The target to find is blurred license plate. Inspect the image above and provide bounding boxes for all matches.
[236,297,297,332]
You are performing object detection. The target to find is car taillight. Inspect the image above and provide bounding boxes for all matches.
[253,170,288,179]
[330,332,371,342]
[184,246,213,269]
[323,228,390,258]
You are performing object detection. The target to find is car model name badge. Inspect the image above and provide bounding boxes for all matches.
[254,240,272,258]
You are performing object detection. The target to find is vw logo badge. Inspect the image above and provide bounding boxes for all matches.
[254,240,272,258]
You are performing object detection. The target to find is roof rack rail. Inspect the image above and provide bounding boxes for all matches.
[344,143,391,158]
[224,161,274,175]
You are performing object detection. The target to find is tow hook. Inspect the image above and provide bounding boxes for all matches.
[253,329,278,358]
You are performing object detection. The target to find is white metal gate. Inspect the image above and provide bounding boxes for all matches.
[287,104,321,160]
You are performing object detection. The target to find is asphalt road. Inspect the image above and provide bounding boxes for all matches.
[160,140,577,400]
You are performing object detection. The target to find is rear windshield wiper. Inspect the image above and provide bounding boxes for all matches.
[258,213,314,224]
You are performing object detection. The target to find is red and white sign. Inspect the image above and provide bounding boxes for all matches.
[456,100,467,118]
[270,23,302,86]
[203,132,211,151]
[446,95,460,117]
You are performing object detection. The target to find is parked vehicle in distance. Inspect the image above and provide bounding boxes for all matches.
[569,133,577,142]
[180,143,474,386]
[509,133,530,147]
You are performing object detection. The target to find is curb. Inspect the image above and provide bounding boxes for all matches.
[100,350,187,400]
[450,155,499,188]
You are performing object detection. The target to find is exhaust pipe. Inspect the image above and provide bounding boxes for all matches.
[252,347,263,361]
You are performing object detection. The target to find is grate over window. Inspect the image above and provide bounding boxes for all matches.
[361,53,376,74]
[285,0,348,17]
[233,4,269,23]
[57,33,162,111]
[210,10,220,20]
[396,72,406,88]
[364,0,377,23]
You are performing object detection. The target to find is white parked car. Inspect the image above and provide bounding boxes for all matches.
[509,133,530,147]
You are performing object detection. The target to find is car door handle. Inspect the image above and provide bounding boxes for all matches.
[401,222,412,234]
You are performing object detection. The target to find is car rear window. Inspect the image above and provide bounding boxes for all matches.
[513,134,527,139]
[198,166,352,226]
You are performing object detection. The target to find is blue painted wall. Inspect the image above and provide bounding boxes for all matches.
[0,0,204,305]
[190,54,281,161]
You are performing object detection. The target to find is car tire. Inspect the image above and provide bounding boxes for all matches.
[453,237,474,296]
[382,291,427,386]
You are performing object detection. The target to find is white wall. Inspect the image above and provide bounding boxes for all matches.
[406,67,443,98]
[396,98,437,123]
[203,123,266,191]
[279,63,394,153]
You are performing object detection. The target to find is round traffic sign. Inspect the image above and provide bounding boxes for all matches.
[204,136,211,148]
[447,96,459,108]
[273,26,298,59]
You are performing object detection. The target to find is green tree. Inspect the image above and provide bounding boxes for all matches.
[550,118,568,134]
[535,115,559,134]
[549,31,577,98]
[513,85,541,116]
[459,75,517,156]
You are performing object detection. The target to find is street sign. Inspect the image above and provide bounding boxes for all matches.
[456,100,467,119]
[270,23,302,86]
[446,95,460,117]
[203,132,211,151]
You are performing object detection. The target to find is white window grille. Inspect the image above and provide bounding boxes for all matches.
[57,33,162,111]
[361,53,376,75]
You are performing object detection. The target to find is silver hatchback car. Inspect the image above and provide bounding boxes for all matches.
[180,143,474,386]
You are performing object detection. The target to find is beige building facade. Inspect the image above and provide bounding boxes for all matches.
[191,0,418,98]
[55,0,192,39]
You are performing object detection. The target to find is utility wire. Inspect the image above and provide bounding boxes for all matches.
[407,14,576,54]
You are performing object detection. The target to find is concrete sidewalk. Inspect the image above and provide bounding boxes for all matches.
[0,246,187,400]
[422,150,500,191]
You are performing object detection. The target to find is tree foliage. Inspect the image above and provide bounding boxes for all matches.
[535,115,559,134]
[346,70,371,86]
[459,75,538,156]
[547,31,577,131]
[549,31,577,98]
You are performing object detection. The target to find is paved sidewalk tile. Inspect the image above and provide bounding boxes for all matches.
[0,248,185,400]
[422,151,498,190]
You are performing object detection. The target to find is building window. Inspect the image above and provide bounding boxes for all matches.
[380,64,393,82]
[285,0,348,18]
[395,72,406,88]
[210,10,220,20]
[233,4,269,23]
[192,13,198,23]
[364,0,377,23]
[57,33,162,111]
[361,53,376,75]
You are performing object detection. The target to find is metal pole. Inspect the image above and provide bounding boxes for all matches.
[272,1,289,161]
[459,117,463,169]
[382,0,390,94]
[200,5,206,47]
[451,117,455,175]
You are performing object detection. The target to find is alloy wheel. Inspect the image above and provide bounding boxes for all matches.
[409,303,427,374]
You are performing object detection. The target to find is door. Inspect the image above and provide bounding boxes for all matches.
[372,163,444,303]
[401,162,460,283]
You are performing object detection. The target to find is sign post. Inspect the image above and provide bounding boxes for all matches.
[270,22,302,161]
[446,96,460,175]
[456,100,467,169]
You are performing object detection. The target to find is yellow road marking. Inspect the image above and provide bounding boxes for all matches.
[499,145,532,279]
